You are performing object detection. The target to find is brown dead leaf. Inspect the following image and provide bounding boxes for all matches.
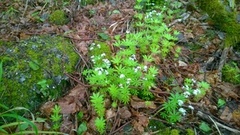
[119,107,131,119]
[106,108,117,120]
[40,101,56,117]
[76,41,88,55]
[60,114,74,134]
[130,96,156,109]
[57,84,87,114]
[220,106,232,122]
[216,82,239,100]
[57,96,81,114]
[132,114,149,133]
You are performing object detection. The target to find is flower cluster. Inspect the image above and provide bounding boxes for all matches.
[83,41,158,104]
[161,78,210,123]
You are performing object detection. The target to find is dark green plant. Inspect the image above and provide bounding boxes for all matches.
[49,10,68,25]
[222,62,240,84]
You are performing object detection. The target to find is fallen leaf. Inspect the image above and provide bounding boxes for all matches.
[106,108,117,120]
[119,107,131,119]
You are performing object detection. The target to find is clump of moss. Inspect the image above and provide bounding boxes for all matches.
[49,10,68,25]
[0,35,79,111]
[222,62,240,84]
[196,0,240,47]
[186,128,194,135]
[88,41,112,60]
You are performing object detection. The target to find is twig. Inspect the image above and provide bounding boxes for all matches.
[22,0,29,17]
[208,115,222,135]
[109,119,132,135]
[196,111,240,134]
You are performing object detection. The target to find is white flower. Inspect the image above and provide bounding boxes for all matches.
[119,74,125,78]
[192,79,196,83]
[129,55,136,61]
[98,71,102,75]
[183,85,190,91]
[134,66,141,72]
[183,91,190,98]
[178,100,184,106]
[119,84,123,88]
[188,105,194,110]
[89,47,94,50]
[103,59,111,67]
[105,70,109,75]
[193,89,201,95]
[143,65,148,72]
[126,78,131,84]
[101,53,106,57]
[179,108,186,116]
[97,44,101,48]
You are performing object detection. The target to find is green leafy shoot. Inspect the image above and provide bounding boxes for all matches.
[50,105,62,131]
[90,93,105,117]
[95,117,106,134]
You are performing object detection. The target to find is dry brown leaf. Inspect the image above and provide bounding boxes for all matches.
[119,107,131,119]
[216,82,239,99]
[130,98,156,109]
[220,106,232,122]
[40,101,56,117]
[57,96,81,114]
[76,41,88,55]
[106,108,117,120]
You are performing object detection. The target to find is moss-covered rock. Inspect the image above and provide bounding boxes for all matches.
[196,0,240,47]
[0,35,79,111]
[49,10,68,25]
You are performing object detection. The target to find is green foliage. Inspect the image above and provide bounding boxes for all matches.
[76,111,88,135]
[94,117,106,134]
[160,93,186,123]
[49,10,68,25]
[0,60,2,82]
[222,62,240,84]
[77,122,87,135]
[170,129,180,135]
[90,92,105,117]
[186,128,194,135]
[199,122,211,133]
[0,35,79,111]
[50,105,62,131]
[217,99,226,108]
[0,104,65,134]
[160,78,210,123]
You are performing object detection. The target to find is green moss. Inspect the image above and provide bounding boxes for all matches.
[186,128,194,135]
[196,0,240,47]
[0,35,79,111]
[49,10,68,25]
[88,41,112,61]
[170,129,180,135]
[222,62,240,84]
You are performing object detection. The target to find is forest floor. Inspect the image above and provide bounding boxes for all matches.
[0,0,240,134]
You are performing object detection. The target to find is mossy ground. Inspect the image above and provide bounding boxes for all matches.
[49,10,68,25]
[0,35,79,111]
[196,0,240,47]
